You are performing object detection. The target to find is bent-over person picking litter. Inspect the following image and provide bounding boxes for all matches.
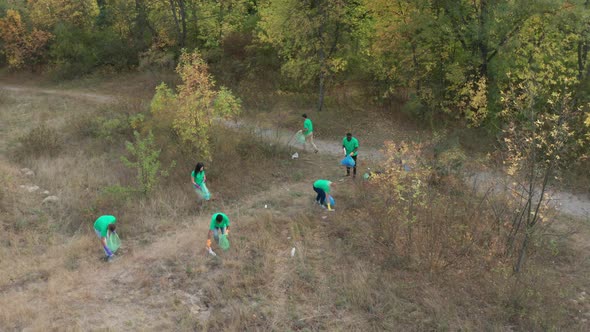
[206,212,231,255]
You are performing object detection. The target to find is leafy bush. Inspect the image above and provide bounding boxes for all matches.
[93,184,134,212]
[17,124,62,158]
[121,130,175,195]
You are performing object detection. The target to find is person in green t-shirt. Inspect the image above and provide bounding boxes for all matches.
[191,162,210,201]
[206,212,231,254]
[313,179,335,211]
[342,133,359,178]
[93,215,117,260]
[299,113,319,153]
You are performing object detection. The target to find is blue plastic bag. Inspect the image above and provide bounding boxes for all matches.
[341,155,356,167]
[328,195,335,207]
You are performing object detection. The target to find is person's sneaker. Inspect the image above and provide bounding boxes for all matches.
[104,255,115,262]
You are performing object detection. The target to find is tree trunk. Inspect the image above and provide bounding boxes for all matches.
[179,0,187,48]
[96,0,108,27]
[316,0,326,112]
[169,0,184,48]
[478,0,489,77]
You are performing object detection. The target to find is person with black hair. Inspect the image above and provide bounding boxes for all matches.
[300,113,319,153]
[191,162,210,200]
[343,133,359,178]
[206,212,231,255]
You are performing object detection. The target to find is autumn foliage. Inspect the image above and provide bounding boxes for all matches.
[150,50,241,160]
[0,10,51,68]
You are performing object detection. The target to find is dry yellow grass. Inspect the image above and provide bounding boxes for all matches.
[1,77,590,331]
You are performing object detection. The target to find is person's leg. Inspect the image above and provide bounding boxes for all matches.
[310,133,319,152]
[213,228,220,243]
[352,155,357,177]
[313,186,321,203]
[346,165,350,176]
[317,188,326,205]
[95,229,109,256]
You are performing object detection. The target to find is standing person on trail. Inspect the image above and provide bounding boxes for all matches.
[206,212,231,254]
[191,162,210,201]
[313,179,335,211]
[93,215,117,261]
[342,133,359,178]
[299,113,319,153]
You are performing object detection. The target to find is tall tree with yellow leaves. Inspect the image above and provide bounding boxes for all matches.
[0,9,52,69]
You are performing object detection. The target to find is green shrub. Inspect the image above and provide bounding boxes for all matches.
[17,124,62,158]
[121,130,175,195]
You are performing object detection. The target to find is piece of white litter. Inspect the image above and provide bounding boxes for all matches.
[264,204,268,209]
[322,216,327,219]
[291,248,296,257]
[291,152,299,159]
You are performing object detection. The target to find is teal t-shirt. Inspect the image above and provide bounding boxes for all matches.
[93,215,116,237]
[313,179,331,193]
[343,137,359,156]
[210,213,230,230]
[191,170,205,185]
[303,118,313,136]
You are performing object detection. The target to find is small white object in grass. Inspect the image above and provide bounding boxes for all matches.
[264,204,267,209]
[291,152,299,159]
[322,216,327,219]
[208,248,217,256]
[291,248,296,257]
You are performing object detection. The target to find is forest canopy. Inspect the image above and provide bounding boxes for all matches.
[0,0,589,130]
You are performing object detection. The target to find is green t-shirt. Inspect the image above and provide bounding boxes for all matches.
[191,170,205,185]
[93,215,116,238]
[343,137,359,156]
[303,118,313,136]
[210,213,230,230]
[313,179,331,193]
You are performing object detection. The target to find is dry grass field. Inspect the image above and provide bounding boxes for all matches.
[1,76,589,331]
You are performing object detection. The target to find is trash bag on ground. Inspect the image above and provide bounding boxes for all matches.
[219,234,230,251]
[296,132,306,144]
[328,195,335,207]
[107,232,121,253]
[341,155,356,167]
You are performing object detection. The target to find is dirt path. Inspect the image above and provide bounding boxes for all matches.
[2,82,589,220]
[0,84,115,104]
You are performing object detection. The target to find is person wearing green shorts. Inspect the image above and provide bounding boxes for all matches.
[300,113,319,153]
[93,215,117,260]
[206,212,231,253]
[342,133,359,178]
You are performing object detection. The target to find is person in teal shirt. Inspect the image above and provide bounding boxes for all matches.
[206,212,231,254]
[93,215,117,260]
[342,133,359,178]
[191,162,210,201]
[313,179,335,211]
[300,113,319,153]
